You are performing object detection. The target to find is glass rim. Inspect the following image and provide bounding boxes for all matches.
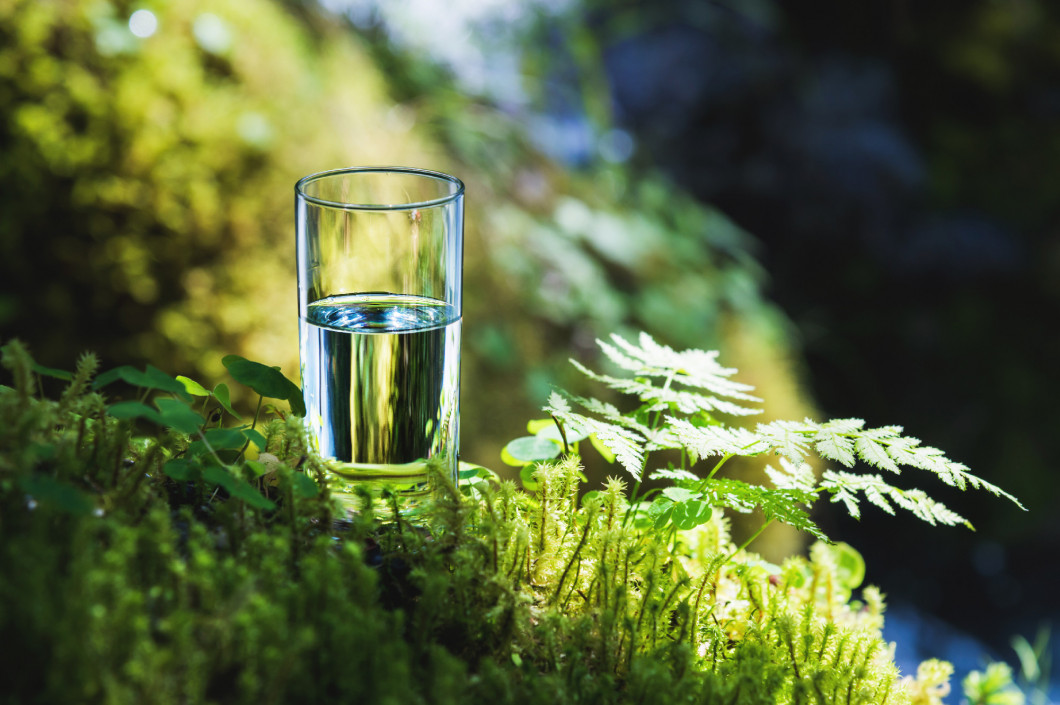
[295,166,465,211]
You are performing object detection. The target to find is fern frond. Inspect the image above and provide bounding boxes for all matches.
[704,478,827,541]
[753,420,817,464]
[600,332,761,402]
[764,458,817,494]
[555,388,653,436]
[820,470,972,528]
[664,418,767,464]
[648,468,701,484]
[692,417,1025,511]
[545,392,645,479]
[812,418,864,467]
[570,359,762,417]
[853,434,899,474]
[559,332,1024,518]
[864,432,1021,508]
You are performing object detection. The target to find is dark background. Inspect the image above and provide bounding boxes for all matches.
[578,0,1058,683]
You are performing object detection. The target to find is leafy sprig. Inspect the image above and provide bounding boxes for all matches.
[3,340,318,517]
[541,332,1023,545]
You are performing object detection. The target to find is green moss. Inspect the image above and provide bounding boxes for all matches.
[4,340,990,704]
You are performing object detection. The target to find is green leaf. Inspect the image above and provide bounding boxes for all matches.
[815,427,857,467]
[107,401,163,425]
[204,427,247,450]
[31,362,73,381]
[243,428,267,450]
[155,398,205,434]
[1011,633,1042,682]
[291,472,320,498]
[176,375,210,397]
[535,422,589,445]
[212,382,241,420]
[671,499,712,530]
[706,478,827,541]
[598,332,763,403]
[526,418,554,434]
[503,436,561,465]
[570,358,761,417]
[202,464,276,510]
[93,365,191,400]
[94,365,147,389]
[519,464,540,492]
[830,542,866,591]
[649,467,701,484]
[589,433,616,463]
[648,499,675,530]
[163,458,200,481]
[854,435,899,473]
[666,418,766,458]
[185,440,211,458]
[19,475,93,515]
[962,663,1024,705]
[661,486,699,503]
[222,355,305,416]
[580,490,601,507]
[222,355,289,397]
[458,461,494,480]
[820,470,973,528]
[144,366,193,400]
[544,393,645,478]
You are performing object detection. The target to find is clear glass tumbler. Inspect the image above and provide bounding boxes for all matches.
[295,167,463,513]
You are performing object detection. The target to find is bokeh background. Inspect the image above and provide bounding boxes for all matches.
[2,0,1056,697]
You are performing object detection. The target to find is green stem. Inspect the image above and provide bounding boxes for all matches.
[696,454,732,493]
[250,394,264,431]
[623,370,678,527]
[550,414,569,455]
[236,395,266,461]
[722,518,775,565]
[649,370,677,431]
[196,429,227,470]
[621,479,643,528]
[628,479,642,506]
[551,511,593,605]
[688,453,733,517]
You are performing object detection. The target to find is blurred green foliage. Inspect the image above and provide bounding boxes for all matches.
[0,0,446,379]
[0,0,811,488]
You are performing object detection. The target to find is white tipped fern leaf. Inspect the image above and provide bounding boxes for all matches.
[544,391,646,480]
[819,470,973,528]
[599,332,762,402]
[553,332,1023,536]
[570,359,762,417]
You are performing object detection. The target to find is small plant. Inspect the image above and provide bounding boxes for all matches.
[502,332,1023,554]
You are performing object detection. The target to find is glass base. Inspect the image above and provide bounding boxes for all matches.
[322,457,456,522]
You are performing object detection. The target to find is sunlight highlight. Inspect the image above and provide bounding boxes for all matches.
[128,9,158,38]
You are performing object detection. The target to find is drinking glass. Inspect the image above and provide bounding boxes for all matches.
[296,167,463,512]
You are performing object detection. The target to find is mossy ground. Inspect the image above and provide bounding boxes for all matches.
[0,341,968,705]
